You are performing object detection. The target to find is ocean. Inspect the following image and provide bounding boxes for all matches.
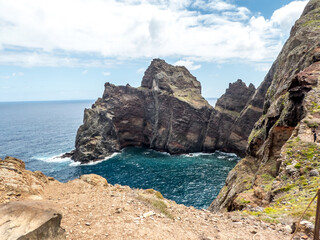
[0,100,238,209]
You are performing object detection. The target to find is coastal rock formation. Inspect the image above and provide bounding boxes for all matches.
[0,201,65,240]
[206,79,258,156]
[72,60,258,163]
[210,0,320,221]
[0,156,56,202]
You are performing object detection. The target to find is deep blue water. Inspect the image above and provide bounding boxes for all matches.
[0,100,238,209]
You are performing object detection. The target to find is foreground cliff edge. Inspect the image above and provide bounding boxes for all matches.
[210,0,320,224]
[0,156,293,239]
[71,59,261,163]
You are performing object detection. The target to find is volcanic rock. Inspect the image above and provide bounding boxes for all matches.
[210,0,320,214]
[72,59,258,163]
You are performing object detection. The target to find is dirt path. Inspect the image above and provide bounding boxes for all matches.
[40,176,293,240]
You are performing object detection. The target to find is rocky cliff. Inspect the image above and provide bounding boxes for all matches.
[210,0,320,222]
[72,59,258,163]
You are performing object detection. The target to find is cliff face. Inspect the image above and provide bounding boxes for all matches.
[210,0,320,220]
[204,80,257,157]
[72,59,258,163]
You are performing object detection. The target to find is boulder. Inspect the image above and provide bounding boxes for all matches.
[0,201,65,240]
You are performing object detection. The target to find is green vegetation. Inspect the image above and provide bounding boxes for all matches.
[214,105,240,118]
[302,19,320,28]
[137,189,174,219]
[248,127,266,144]
[144,188,164,199]
[307,101,320,114]
[304,120,319,129]
[243,138,320,223]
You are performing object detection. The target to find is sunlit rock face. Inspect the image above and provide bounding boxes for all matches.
[210,0,320,214]
[72,59,258,163]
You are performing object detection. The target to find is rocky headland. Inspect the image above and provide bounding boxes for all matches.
[210,0,320,229]
[72,59,259,163]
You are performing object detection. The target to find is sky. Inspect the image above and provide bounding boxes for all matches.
[0,0,309,102]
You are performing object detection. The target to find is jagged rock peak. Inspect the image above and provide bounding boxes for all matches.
[216,79,256,112]
[141,58,201,95]
[71,58,261,163]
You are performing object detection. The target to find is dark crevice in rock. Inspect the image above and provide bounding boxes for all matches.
[150,90,159,149]
[210,0,320,212]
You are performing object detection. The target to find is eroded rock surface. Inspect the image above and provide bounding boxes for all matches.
[210,0,320,224]
[72,59,258,163]
[0,156,56,202]
[0,201,65,240]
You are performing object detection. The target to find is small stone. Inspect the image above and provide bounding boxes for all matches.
[231,216,240,222]
[300,220,315,234]
[283,225,292,234]
[232,222,243,226]
[85,222,91,226]
[310,169,319,177]
[115,208,122,213]
[286,165,298,175]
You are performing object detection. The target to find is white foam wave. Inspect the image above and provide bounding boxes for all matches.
[141,148,171,156]
[69,152,120,166]
[35,155,72,163]
[214,151,238,157]
[181,152,214,158]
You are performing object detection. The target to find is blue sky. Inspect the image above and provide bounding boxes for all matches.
[0,0,308,102]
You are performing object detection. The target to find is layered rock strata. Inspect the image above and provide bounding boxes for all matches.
[210,0,320,221]
[72,60,259,163]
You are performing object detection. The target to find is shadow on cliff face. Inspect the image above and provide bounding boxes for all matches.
[209,0,320,218]
[71,59,260,164]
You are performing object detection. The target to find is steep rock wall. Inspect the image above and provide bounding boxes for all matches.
[210,0,320,218]
[72,59,258,163]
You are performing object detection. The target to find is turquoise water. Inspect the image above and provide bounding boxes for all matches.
[0,100,238,209]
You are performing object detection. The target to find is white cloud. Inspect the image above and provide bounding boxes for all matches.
[102,72,111,76]
[193,0,236,11]
[271,0,308,31]
[174,60,201,70]
[82,70,88,75]
[137,67,145,74]
[0,72,24,79]
[0,0,309,68]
